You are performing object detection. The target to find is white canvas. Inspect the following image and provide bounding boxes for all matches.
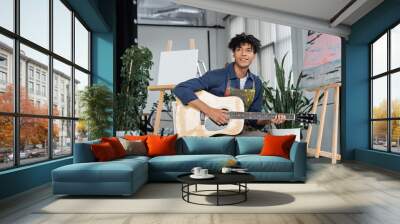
[157,49,199,85]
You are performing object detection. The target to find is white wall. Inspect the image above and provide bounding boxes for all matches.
[138,25,226,113]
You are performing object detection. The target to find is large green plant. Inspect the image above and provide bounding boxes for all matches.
[115,45,153,132]
[80,84,113,140]
[262,54,314,129]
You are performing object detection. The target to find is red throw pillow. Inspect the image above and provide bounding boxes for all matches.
[91,142,118,161]
[101,137,126,158]
[146,135,177,157]
[124,135,148,142]
[260,134,296,159]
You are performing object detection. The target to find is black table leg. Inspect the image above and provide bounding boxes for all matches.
[216,184,219,206]
[245,183,247,201]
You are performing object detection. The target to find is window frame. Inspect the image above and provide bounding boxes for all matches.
[0,0,92,171]
[370,20,400,154]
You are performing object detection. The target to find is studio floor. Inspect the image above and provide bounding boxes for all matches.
[1,157,400,224]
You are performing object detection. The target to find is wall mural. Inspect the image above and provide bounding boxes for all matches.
[300,31,341,89]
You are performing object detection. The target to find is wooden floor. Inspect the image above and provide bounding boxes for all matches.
[1,158,400,224]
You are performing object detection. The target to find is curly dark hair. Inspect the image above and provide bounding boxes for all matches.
[228,32,261,54]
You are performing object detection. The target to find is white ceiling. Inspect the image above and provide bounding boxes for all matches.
[175,0,384,37]
[224,0,353,23]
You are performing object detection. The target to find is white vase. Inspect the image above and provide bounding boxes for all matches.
[271,128,301,141]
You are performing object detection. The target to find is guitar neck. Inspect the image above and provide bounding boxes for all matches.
[228,112,296,120]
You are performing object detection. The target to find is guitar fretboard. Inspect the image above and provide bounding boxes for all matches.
[228,112,295,120]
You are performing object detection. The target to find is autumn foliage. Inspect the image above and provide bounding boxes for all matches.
[372,99,400,141]
[0,85,59,150]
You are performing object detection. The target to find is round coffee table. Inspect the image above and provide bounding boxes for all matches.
[177,172,255,206]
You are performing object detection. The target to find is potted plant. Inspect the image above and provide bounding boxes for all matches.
[114,45,153,136]
[79,84,113,140]
[262,54,316,140]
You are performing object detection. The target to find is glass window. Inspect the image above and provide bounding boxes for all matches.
[0,0,92,170]
[391,120,400,153]
[0,34,13,113]
[371,25,400,154]
[372,77,387,119]
[53,59,71,117]
[0,71,7,84]
[372,121,388,151]
[19,117,49,165]
[0,54,7,67]
[36,83,40,95]
[53,0,72,60]
[20,0,49,49]
[391,24,400,70]
[75,120,88,143]
[391,72,400,118]
[53,119,72,158]
[372,34,387,76]
[0,0,14,31]
[28,67,34,79]
[20,44,49,115]
[0,116,13,169]
[41,85,46,96]
[74,18,89,70]
[74,69,89,118]
[28,81,34,93]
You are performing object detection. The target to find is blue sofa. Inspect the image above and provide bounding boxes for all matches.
[52,136,307,196]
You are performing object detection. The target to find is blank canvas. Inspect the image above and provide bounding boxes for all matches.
[157,49,198,85]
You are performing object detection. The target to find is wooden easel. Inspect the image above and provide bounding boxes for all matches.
[305,83,341,164]
[148,39,196,135]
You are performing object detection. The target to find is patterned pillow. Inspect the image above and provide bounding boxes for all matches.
[119,138,147,156]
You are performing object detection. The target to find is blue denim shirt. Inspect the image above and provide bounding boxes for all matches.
[173,62,263,128]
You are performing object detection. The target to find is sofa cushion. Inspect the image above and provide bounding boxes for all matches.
[101,137,127,158]
[235,137,263,155]
[53,158,147,183]
[260,134,296,159]
[73,139,100,163]
[236,155,293,172]
[147,135,177,157]
[148,154,235,172]
[177,136,235,155]
[91,142,118,161]
[119,138,147,156]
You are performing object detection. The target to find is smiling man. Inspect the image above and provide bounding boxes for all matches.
[173,33,285,134]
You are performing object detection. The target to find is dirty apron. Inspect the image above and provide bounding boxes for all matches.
[224,77,266,136]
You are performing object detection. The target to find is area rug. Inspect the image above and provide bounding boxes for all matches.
[37,183,362,214]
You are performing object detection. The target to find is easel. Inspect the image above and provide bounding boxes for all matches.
[148,39,196,135]
[305,83,341,164]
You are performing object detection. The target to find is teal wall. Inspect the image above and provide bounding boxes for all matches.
[0,158,72,199]
[0,0,117,200]
[343,0,400,171]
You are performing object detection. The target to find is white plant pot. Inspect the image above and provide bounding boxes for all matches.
[116,130,140,138]
[271,128,301,141]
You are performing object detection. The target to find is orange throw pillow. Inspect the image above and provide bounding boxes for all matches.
[146,135,177,157]
[260,134,296,159]
[124,135,148,142]
[91,142,117,161]
[101,137,126,158]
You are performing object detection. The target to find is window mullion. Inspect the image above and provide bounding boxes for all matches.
[388,30,391,152]
[14,0,21,167]
[48,0,54,160]
[71,10,76,154]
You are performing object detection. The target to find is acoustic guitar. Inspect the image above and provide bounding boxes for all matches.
[175,90,317,137]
